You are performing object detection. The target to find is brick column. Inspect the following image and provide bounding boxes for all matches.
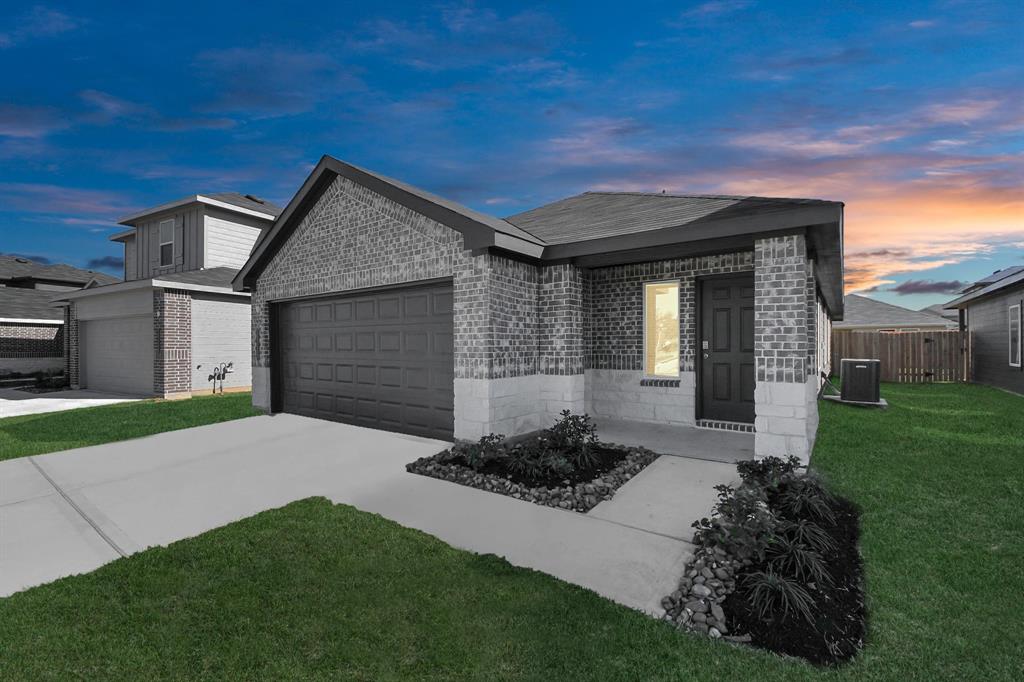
[753,234,817,462]
[537,263,586,421]
[153,289,192,398]
[65,303,80,388]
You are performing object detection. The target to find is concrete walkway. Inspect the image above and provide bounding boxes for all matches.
[589,456,737,541]
[0,388,140,418]
[0,415,726,614]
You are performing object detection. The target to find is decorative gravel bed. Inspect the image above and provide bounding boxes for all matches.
[407,442,658,513]
[661,457,866,666]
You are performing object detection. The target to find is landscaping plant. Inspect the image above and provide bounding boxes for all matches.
[664,456,864,666]
[407,411,659,513]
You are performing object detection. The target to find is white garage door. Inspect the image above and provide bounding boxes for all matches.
[82,316,154,395]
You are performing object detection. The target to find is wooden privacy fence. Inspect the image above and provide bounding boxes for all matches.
[831,330,973,383]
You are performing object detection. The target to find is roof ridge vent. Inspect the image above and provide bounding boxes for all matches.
[244,194,266,204]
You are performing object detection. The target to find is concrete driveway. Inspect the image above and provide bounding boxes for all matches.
[0,388,140,418]
[0,415,729,614]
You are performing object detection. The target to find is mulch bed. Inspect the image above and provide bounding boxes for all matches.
[723,496,866,665]
[407,442,659,513]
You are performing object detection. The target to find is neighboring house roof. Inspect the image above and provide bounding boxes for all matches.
[504,192,837,246]
[51,267,247,303]
[153,267,240,288]
[235,155,845,317]
[946,267,1024,309]
[834,294,956,329]
[118,193,283,225]
[0,287,65,322]
[957,265,1024,294]
[921,303,959,322]
[0,255,119,286]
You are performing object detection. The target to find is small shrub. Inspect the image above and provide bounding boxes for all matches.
[450,433,506,471]
[742,570,816,625]
[505,440,575,481]
[774,473,838,526]
[544,410,599,469]
[692,484,779,562]
[766,536,834,588]
[779,519,836,555]
[736,456,803,488]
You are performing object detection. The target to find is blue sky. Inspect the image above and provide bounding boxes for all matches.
[1,1,1021,310]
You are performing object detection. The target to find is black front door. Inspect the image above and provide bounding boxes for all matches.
[699,274,755,423]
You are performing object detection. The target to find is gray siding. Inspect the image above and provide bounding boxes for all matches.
[123,234,137,280]
[190,293,252,391]
[132,204,204,279]
[967,284,1024,395]
[203,210,263,269]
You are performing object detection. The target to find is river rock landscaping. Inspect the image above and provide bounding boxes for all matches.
[662,456,866,666]
[406,411,659,513]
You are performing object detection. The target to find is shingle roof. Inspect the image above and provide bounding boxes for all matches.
[946,267,1024,309]
[235,155,845,317]
[0,287,64,321]
[834,294,956,329]
[0,255,119,286]
[119,192,282,225]
[204,192,283,217]
[921,303,959,321]
[155,267,239,288]
[504,192,840,245]
[962,265,1024,291]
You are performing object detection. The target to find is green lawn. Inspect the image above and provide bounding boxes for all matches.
[1,383,1021,680]
[0,392,261,461]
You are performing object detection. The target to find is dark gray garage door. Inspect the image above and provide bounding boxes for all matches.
[276,281,454,440]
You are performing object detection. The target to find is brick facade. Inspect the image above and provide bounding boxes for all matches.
[754,235,810,383]
[0,322,63,358]
[585,252,754,372]
[251,176,587,383]
[153,288,192,396]
[65,304,79,386]
[753,234,819,462]
[539,264,585,375]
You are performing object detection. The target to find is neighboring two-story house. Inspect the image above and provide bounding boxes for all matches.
[54,193,281,397]
[1,256,118,376]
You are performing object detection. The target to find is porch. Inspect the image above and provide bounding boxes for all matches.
[597,417,754,464]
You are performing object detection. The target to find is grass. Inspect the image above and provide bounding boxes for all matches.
[0,392,261,461]
[1,383,1021,679]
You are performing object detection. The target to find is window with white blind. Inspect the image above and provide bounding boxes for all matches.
[159,219,174,267]
[643,281,680,377]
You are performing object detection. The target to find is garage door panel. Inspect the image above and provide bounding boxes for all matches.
[82,316,154,396]
[276,281,454,439]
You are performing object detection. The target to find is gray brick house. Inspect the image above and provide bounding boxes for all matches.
[54,193,280,397]
[234,156,844,461]
[0,256,117,376]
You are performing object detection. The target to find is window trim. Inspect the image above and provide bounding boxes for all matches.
[1009,303,1021,368]
[158,219,175,267]
[642,279,681,378]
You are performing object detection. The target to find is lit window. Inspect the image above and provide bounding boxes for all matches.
[644,281,679,376]
[159,219,174,266]
[1010,304,1021,368]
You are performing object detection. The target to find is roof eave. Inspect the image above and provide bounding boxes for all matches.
[119,195,277,226]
